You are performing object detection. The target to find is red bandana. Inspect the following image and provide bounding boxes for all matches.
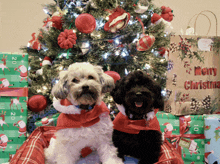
[56,100,110,130]
[113,111,161,134]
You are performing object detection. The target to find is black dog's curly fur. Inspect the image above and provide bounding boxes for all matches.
[111,70,164,164]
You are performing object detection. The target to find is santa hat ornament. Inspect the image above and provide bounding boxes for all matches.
[158,47,169,60]
[42,56,53,66]
[205,150,215,163]
[36,56,53,75]
[104,7,131,33]
[136,17,155,51]
[151,13,173,35]
[151,13,163,25]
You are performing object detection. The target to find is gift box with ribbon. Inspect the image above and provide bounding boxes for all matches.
[204,115,220,164]
[35,113,60,128]
[157,111,207,163]
[0,53,28,164]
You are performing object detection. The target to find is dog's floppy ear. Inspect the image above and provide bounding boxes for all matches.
[110,78,125,104]
[52,70,69,99]
[101,73,115,93]
[93,65,105,84]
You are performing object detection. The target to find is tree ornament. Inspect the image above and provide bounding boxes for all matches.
[158,47,169,60]
[27,33,42,50]
[75,13,96,34]
[151,13,162,24]
[80,42,90,55]
[28,95,48,112]
[57,29,77,49]
[104,71,121,83]
[151,13,173,35]
[161,6,173,22]
[104,7,130,33]
[134,0,149,14]
[36,56,53,75]
[51,11,63,30]
[137,34,155,51]
[43,17,53,31]
[136,17,155,51]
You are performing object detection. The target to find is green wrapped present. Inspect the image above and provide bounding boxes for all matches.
[35,113,60,127]
[0,53,28,164]
[156,111,206,163]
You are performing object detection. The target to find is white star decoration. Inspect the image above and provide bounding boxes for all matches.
[20,115,23,118]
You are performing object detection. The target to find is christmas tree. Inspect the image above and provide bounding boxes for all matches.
[21,0,173,133]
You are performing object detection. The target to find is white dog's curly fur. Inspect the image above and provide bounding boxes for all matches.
[44,62,123,164]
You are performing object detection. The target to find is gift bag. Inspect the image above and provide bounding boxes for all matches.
[0,53,28,164]
[165,12,220,116]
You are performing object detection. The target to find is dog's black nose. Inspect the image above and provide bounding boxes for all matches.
[82,85,89,91]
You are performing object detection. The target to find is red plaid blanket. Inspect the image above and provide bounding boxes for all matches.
[10,126,183,164]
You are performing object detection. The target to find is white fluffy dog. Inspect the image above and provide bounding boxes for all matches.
[44,62,123,164]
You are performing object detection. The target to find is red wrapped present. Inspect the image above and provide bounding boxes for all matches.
[10,126,184,164]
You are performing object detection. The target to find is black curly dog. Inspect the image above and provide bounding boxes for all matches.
[111,70,164,164]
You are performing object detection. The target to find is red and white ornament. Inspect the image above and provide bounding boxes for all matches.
[136,34,155,51]
[75,13,96,34]
[58,29,77,49]
[104,7,130,33]
[27,33,42,51]
[36,56,53,75]
[136,17,155,51]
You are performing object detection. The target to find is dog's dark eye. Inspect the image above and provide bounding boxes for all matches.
[72,78,79,83]
[88,75,94,80]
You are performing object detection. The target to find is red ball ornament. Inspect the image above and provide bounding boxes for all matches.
[104,71,121,83]
[28,95,48,112]
[58,29,77,49]
[136,34,155,51]
[75,13,96,34]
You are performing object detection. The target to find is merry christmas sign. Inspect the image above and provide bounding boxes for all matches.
[165,35,220,115]
[0,53,28,164]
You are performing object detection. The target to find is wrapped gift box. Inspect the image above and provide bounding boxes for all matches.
[156,111,206,163]
[204,115,220,164]
[0,53,28,164]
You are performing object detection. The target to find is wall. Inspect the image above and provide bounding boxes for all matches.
[0,0,219,53]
